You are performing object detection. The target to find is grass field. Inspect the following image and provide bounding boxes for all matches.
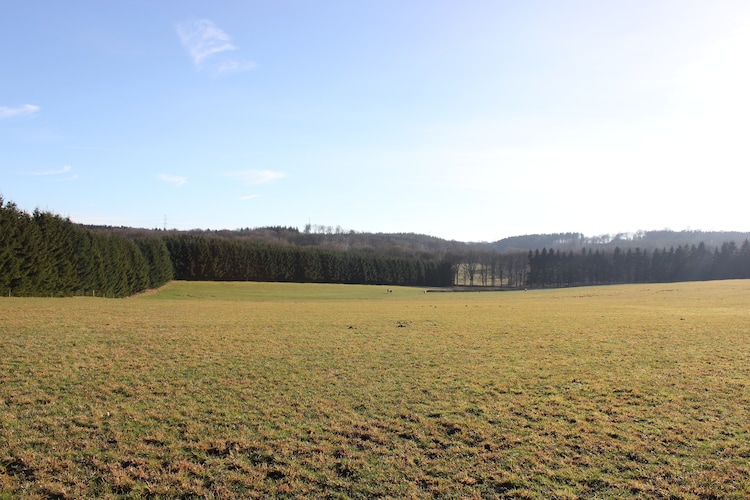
[1,280,749,498]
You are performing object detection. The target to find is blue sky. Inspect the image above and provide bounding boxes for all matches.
[2,1,749,242]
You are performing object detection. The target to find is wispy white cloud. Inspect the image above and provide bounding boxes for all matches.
[25,164,77,181]
[176,19,235,66]
[215,59,257,75]
[175,19,255,76]
[27,165,72,176]
[240,194,260,201]
[158,173,187,187]
[226,169,286,186]
[0,104,40,120]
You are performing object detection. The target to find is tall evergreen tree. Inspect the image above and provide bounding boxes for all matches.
[136,237,174,288]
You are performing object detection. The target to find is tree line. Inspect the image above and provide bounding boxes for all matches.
[0,201,453,297]
[5,199,750,297]
[163,234,453,286]
[526,242,750,288]
[0,198,173,297]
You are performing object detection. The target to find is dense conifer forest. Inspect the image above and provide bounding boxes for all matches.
[0,198,173,297]
[162,234,453,287]
[0,200,452,296]
[3,198,750,297]
[525,243,750,288]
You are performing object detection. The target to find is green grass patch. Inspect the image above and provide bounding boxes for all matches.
[139,281,408,302]
[2,280,750,498]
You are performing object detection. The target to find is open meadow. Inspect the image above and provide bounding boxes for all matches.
[1,280,749,498]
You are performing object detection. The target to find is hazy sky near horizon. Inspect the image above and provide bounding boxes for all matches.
[2,1,749,242]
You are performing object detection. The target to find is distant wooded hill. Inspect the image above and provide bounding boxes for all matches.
[91,225,750,257]
[488,230,750,253]
[86,225,467,259]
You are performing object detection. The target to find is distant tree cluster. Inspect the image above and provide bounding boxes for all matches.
[0,198,173,297]
[163,234,453,287]
[526,243,750,288]
[447,250,529,288]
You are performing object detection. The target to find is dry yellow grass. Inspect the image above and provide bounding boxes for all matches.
[1,280,749,498]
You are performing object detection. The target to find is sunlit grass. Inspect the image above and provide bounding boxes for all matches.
[2,280,749,498]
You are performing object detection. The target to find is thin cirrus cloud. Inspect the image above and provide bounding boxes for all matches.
[0,104,40,120]
[26,165,77,181]
[175,19,255,76]
[158,173,188,187]
[27,165,72,176]
[226,169,287,186]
